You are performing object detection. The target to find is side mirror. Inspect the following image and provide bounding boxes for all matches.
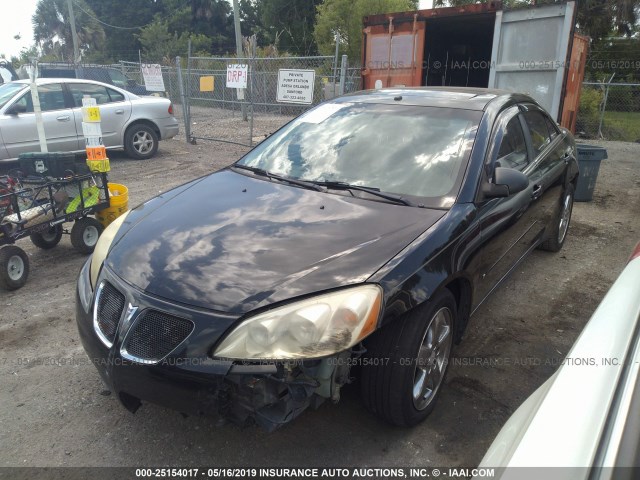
[483,167,529,198]
[7,103,27,115]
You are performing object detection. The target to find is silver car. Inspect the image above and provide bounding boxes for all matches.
[478,242,640,479]
[0,78,179,161]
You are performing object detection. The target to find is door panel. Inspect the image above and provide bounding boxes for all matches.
[67,83,132,148]
[362,16,426,89]
[474,109,540,306]
[0,84,79,158]
[488,2,575,121]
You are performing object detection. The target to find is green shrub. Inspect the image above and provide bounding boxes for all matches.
[576,86,604,137]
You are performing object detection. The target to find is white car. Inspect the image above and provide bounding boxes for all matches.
[478,242,640,479]
[0,78,179,161]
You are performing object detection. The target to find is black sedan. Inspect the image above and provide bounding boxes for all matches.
[76,87,578,430]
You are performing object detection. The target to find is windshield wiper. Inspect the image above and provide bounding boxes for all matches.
[231,164,324,191]
[311,180,414,206]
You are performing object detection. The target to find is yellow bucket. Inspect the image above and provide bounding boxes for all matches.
[96,183,129,228]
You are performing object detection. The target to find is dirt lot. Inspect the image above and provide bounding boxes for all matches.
[1,138,639,469]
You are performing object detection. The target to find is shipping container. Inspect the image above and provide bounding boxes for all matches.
[361,1,586,131]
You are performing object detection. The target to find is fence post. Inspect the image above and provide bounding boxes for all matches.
[597,73,615,139]
[176,56,190,143]
[339,55,348,96]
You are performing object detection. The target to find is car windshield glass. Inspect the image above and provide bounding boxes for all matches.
[108,69,129,88]
[0,83,26,109]
[237,102,480,208]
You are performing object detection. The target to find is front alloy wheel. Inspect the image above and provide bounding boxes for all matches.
[413,307,453,411]
[360,289,457,426]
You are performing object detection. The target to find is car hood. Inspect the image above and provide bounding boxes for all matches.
[105,170,445,313]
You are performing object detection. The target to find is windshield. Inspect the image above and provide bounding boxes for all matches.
[237,102,481,208]
[108,69,130,88]
[0,82,26,109]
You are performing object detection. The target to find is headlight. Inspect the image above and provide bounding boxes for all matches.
[213,285,383,360]
[89,211,130,288]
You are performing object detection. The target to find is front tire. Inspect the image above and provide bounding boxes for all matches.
[539,183,574,252]
[360,289,456,426]
[71,217,103,254]
[124,123,159,160]
[0,245,30,291]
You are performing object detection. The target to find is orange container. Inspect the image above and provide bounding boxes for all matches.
[86,146,107,160]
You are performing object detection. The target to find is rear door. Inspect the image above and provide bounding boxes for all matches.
[488,1,576,121]
[67,83,132,148]
[362,15,426,89]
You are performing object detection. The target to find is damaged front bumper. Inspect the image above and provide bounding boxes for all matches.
[75,259,355,431]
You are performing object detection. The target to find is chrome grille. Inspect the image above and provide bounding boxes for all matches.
[123,310,194,362]
[95,282,125,344]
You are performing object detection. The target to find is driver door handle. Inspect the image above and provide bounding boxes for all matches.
[56,115,70,122]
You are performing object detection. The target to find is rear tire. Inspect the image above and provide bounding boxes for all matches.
[0,245,29,291]
[71,217,103,254]
[30,225,63,249]
[124,123,159,160]
[360,289,456,426]
[539,183,574,252]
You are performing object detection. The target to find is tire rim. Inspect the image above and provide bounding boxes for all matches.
[413,307,453,410]
[558,191,573,244]
[41,228,58,242]
[7,255,24,281]
[83,226,99,248]
[133,131,154,155]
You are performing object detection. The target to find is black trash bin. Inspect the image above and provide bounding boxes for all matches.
[575,144,608,202]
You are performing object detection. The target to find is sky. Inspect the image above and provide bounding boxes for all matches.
[1,0,434,59]
[1,0,39,58]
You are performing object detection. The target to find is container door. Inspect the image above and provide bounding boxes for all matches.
[362,15,426,89]
[488,1,576,121]
[560,33,589,133]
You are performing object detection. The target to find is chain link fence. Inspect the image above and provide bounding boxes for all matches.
[182,55,339,147]
[577,82,640,142]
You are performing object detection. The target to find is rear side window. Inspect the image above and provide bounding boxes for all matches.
[545,116,560,139]
[523,111,552,155]
[68,83,112,106]
[107,88,125,103]
[496,116,528,171]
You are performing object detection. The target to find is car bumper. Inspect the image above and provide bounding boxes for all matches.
[157,117,180,140]
[75,259,349,430]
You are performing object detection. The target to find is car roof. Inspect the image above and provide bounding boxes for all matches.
[12,77,115,87]
[340,86,535,111]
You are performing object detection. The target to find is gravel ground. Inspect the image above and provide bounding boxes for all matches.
[0,137,639,470]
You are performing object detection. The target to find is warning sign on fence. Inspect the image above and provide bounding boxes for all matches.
[141,64,165,92]
[277,69,315,105]
[226,64,248,89]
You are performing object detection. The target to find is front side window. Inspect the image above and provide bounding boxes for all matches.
[237,102,481,208]
[496,116,528,171]
[11,83,65,113]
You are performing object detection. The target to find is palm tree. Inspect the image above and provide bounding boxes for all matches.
[33,0,106,61]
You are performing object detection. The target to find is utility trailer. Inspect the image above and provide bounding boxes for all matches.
[0,167,109,290]
[361,0,588,132]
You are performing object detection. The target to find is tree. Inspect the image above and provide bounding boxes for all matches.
[33,0,106,61]
[314,0,418,60]
[84,0,162,61]
[432,0,640,41]
[137,18,211,62]
[259,0,323,55]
